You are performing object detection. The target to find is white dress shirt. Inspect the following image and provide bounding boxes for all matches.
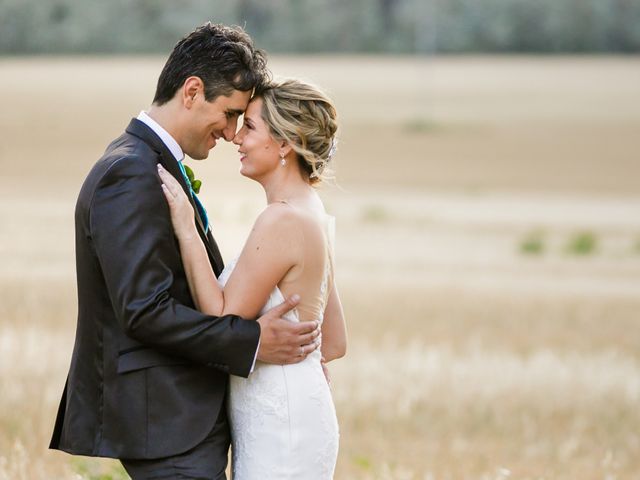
[137,111,184,162]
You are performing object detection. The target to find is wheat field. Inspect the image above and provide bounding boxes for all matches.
[1,55,639,479]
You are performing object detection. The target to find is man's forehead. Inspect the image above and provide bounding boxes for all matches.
[224,89,252,110]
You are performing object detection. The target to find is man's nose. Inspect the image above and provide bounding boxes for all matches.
[222,118,238,141]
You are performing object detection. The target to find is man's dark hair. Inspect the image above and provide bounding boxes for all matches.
[153,22,269,105]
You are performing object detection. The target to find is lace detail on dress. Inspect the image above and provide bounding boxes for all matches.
[229,357,290,478]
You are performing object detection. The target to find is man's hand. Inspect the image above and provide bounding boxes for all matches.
[257,295,321,364]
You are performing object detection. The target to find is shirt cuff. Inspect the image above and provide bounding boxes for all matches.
[250,335,260,373]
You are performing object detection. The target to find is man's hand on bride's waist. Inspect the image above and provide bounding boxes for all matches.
[256,294,321,365]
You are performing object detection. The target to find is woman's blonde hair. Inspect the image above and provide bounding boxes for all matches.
[255,79,338,185]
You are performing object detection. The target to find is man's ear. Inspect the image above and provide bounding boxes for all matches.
[183,76,204,108]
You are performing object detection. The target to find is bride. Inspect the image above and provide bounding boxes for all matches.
[157,79,346,479]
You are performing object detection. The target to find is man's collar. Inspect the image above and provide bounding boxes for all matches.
[137,111,184,162]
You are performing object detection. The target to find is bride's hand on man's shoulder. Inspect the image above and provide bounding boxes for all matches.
[157,164,197,240]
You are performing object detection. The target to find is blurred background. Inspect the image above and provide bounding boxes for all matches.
[1,1,639,479]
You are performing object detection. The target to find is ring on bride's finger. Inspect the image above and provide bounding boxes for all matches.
[299,346,304,357]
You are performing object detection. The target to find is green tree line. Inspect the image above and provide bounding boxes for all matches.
[1,0,639,54]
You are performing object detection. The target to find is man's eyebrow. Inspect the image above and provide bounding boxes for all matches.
[228,108,245,116]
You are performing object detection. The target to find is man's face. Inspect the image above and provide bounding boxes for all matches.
[182,88,252,160]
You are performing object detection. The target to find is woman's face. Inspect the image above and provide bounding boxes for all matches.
[233,97,281,181]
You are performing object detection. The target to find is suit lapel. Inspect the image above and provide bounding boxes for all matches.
[125,119,225,275]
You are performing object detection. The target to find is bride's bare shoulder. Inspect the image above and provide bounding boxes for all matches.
[251,200,327,242]
[243,203,308,250]
[253,202,302,228]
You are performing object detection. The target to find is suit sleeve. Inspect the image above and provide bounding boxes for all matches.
[89,154,260,377]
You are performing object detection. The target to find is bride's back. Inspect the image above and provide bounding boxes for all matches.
[274,199,333,324]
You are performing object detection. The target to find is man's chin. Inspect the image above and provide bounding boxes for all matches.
[187,152,208,161]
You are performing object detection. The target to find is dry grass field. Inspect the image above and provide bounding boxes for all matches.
[1,55,640,479]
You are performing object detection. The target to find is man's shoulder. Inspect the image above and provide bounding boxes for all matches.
[103,130,157,166]
[77,130,160,204]
[90,131,158,179]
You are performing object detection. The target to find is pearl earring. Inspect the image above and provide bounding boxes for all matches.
[280,154,286,167]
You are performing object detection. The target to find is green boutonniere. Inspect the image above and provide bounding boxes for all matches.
[183,164,202,194]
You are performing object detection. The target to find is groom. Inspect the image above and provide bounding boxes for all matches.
[50,23,320,479]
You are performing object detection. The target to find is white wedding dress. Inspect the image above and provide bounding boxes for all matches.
[218,218,339,480]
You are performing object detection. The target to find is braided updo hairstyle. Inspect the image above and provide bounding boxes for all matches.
[255,79,338,185]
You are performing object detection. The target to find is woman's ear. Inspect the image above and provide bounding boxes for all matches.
[280,142,293,158]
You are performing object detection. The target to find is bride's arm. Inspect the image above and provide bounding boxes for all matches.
[160,162,300,321]
[158,164,224,316]
[320,281,347,362]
